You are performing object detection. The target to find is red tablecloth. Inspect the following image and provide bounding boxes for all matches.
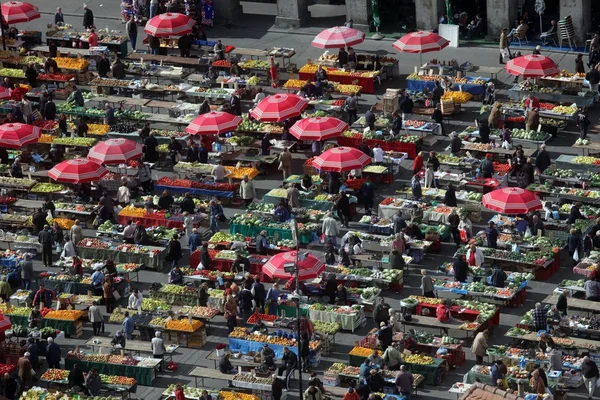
[189,250,263,274]
[117,213,205,229]
[416,303,500,326]
[298,71,375,94]
[337,137,418,158]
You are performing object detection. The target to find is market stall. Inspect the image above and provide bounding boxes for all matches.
[76,240,166,270]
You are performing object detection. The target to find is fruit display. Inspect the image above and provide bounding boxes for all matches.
[164,385,208,398]
[246,313,277,324]
[551,105,577,115]
[77,238,110,249]
[89,77,131,87]
[115,243,149,253]
[441,91,472,104]
[326,362,346,374]
[349,346,380,357]
[236,118,283,134]
[233,373,274,386]
[246,76,260,85]
[461,142,492,151]
[228,327,320,349]
[68,123,109,135]
[219,391,261,400]
[38,73,75,82]
[30,183,65,193]
[156,177,239,192]
[341,365,361,375]
[0,68,25,78]
[44,310,84,321]
[52,137,97,147]
[208,289,224,298]
[283,79,307,89]
[312,321,341,334]
[41,369,69,381]
[574,156,600,165]
[404,354,434,365]
[166,318,203,332]
[142,298,172,311]
[54,57,88,70]
[224,166,259,180]
[403,120,426,128]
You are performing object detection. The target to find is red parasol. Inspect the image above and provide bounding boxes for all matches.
[392,31,450,65]
[505,54,560,78]
[0,315,11,331]
[144,13,196,37]
[0,87,10,100]
[185,111,242,135]
[0,123,40,149]
[87,138,143,165]
[482,187,543,214]
[311,26,365,49]
[48,158,108,184]
[311,146,371,172]
[289,117,348,141]
[263,251,325,280]
[250,94,308,122]
[1,1,39,24]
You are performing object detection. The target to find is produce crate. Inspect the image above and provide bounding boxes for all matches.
[348,354,367,367]
[410,366,441,385]
[323,376,339,387]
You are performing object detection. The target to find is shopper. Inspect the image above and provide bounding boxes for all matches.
[83,5,94,29]
[126,16,137,51]
[240,175,256,207]
[45,337,61,369]
[394,366,414,400]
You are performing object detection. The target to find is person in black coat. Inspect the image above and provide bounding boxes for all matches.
[167,137,182,165]
[535,143,551,175]
[199,242,212,270]
[444,183,457,207]
[486,221,499,249]
[97,54,111,78]
[44,98,56,121]
[568,228,583,266]
[453,253,468,282]
[187,143,199,162]
[230,93,242,115]
[556,290,568,316]
[83,5,94,29]
[271,375,284,400]
[2,372,18,400]
[178,34,192,57]
[167,235,182,267]
[567,202,584,224]
[158,190,174,210]
[198,143,208,163]
[143,133,159,163]
[68,363,86,390]
[366,369,385,393]
[451,132,462,154]
[179,193,196,214]
[324,274,337,304]
[478,119,490,144]
[261,134,270,156]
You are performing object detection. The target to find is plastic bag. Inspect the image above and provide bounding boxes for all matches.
[573,249,580,262]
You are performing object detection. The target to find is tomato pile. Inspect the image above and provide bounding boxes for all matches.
[212,60,231,67]
[38,73,75,82]
[493,162,511,173]
[32,120,58,130]
[156,177,239,191]
[505,116,524,123]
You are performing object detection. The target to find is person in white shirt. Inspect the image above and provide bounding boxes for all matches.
[151,331,166,371]
[353,241,363,255]
[61,237,76,258]
[212,161,228,182]
[128,289,143,309]
[117,179,131,206]
[122,220,136,244]
[322,212,340,247]
[372,144,384,165]
[253,88,265,106]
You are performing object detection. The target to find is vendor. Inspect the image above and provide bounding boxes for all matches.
[490,264,506,287]
[232,253,250,274]
[251,318,268,334]
[261,344,276,369]
[336,284,348,305]
[466,244,484,267]
[158,190,174,210]
[28,306,42,329]
[406,222,424,240]
[169,265,184,285]
[32,285,53,309]
[314,65,328,81]
[111,331,126,348]
[214,40,225,60]
[479,153,494,178]
[72,256,83,276]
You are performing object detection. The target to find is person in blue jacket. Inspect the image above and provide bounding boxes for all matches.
[274,202,290,222]
[359,358,372,380]
[122,311,135,340]
[46,337,61,369]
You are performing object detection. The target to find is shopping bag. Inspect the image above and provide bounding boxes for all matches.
[278,161,283,170]
[500,48,511,63]
[112,290,121,301]
[459,229,468,243]
[596,377,600,388]
[573,249,580,262]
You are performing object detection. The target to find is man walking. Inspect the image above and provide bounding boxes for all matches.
[38,225,53,268]
[345,92,358,126]
[126,16,137,52]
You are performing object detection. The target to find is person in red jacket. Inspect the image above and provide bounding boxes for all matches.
[174,384,186,400]
[412,151,425,176]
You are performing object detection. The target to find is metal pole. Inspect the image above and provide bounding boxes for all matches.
[0,8,6,51]
[295,247,303,397]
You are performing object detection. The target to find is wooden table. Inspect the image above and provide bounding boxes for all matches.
[89,95,149,110]
[189,366,233,387]
[230,48,268,58]
[542,294,600,314]
[401,315,478,339]
[573,142,600,156]
[205,349,277,369]
[85,336,179,361]
[471,66,504,82]
[506,331,599,351]
[31,45,90,57]
[145,100,179,113]
[461,144,536,159]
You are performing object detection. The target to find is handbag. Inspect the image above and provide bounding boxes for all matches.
[219,214,227,223]
[278,161,283,170]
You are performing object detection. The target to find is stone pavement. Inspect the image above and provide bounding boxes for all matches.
[11,4,600,400]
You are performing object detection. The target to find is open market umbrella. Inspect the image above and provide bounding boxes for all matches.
[311,26,365,49]
[1,1,39,24]
[289,117,348,141]
[505,54,559,78]
[185,111,242,135]
[0,315,11,331]
[482,187,543,214]
[392,31,450,65]
[144,12,196,37]
[0,87,10,100]
[311,146,371,172]
[0,123,40,149]
[87,138,143,165]
[48,158,108,184]
[263,251,325,280]
[250,94,308,122]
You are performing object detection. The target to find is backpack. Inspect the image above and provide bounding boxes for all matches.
[436,304,450,322]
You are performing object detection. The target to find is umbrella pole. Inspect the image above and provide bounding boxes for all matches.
[0,10,5,51]
[419,52,423,68]
[294,246,303,396]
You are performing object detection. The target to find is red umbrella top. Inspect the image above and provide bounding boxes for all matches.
[250,94,308,123]
[0,123,40,149]
[392,31,450,53]
[482,187,543,214]
[263,251,325,280]
[0,315,11,331]
[144,12,196,37]
[48,158,108,184]
[311,26,365,49]
[312,146,371,172]
[289,117,348,141]
[505,54,560,78]
[87,138,143,165]
[0,87,10,100]
[1,1,39,24]
[185,111,242,135]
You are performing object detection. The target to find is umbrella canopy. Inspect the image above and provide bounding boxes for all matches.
[0,123,40,149]
[311,26,365,49]
[482,187,543,214]
[289,117,348,141]
[392,31,450,53]
[263,251,325,280]
[505,54,560,77]
[87,138,143,164]
[185,111,242,135]
[144,13,196,37]
[48,158,108,184]
[1,1,39,24]
[250,94,308,122]
[311,146,371,172]
[0,315,11,331]
[0,87,10,100]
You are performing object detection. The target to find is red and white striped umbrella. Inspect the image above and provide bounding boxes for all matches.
[505,54,560,78]
[48,158,108,184]
[144,12,196,37]
[1,1,39,24]
[0,315,11,331]
[250,94,308,122]
[0,123,40,149]
[263,251,325,280]
[312,146,371,172]
[289,117,348,141]
[482,187,543,214]
[87,138,143,165]
[0,87,10,100]
[392,31,450,53]
[311,26,365,49]
[185,111,242,135]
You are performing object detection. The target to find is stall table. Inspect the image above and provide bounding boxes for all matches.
[573,142,600,156]
[508,86,594,107]
[505,331,600,351]
[298,69,376,93]
[85,336,178,361]
[76,245,166,270]
[64,356,160,386]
